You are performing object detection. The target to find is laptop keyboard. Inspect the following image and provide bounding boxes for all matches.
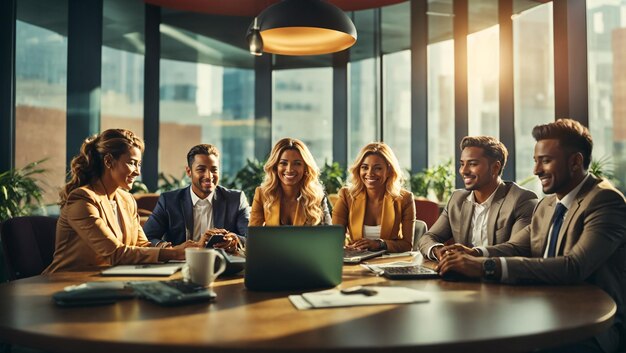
[129,280,216,306]
[382,265,439,279]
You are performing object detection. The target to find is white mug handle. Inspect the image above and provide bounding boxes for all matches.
[213,251,226,278]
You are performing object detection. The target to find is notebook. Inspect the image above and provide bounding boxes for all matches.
[245,225,344,291]
[101,263,183,276]
[343,248,386,264]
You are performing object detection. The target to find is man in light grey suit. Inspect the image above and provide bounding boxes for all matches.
[418,136,538,261]
[439,119,626,353]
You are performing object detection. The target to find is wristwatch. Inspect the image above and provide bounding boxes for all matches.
[377,239,387,251]
[482,258,497,281]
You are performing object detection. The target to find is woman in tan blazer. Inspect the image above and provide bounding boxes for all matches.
[44,129,200,274]
[249,137,331,226]
[332,142,415,253]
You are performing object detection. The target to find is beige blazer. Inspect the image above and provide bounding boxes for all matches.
[43,182,160,274]
[418,181,537,257]
[332,187,415,253]
[249,187,331,226]
[487,176,626,352]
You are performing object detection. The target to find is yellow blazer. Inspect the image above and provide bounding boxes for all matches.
[249,187,331,226]
[43,182,160,274]
[332,187,415,253]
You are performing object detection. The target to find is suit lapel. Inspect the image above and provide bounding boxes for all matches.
[380,194,395,240]
[91,182,123,240]
[555,176,597,255]
[116,192,132,244]
[213,186,226,228]
[486,183,507,245]
[349,193,366,240]
[294,201,306,225]
[181,187,194,241]
[460,198,474,245]
[267,199,280,226]
[539,196,557,254]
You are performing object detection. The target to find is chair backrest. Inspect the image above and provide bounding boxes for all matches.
[133,193,160,214]
[0,216,57,280]
[412,220,428,251]
[414,198,440,229]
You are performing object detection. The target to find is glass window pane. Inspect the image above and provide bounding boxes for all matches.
[587,0,626,193]
[383,50,411,169]
[513,2,555,194]
[349,58,378,163]
[15,11,68,205]
[467,25,500,137]
[272,68,333,166]
[428,40,455,166]
[159,57,255,183]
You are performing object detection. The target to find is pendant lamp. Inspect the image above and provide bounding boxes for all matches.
[246,0,357,56]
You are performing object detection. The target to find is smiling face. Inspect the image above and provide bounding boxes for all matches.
[277,149,305,189]
[109,146,142,190]
[533,139,579,198]
[359,153,389,192]
[459,146,499,192]
[186,154,220,199]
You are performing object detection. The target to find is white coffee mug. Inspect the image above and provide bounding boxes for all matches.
[183,248,226,287]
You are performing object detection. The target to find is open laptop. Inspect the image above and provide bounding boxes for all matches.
[245,225,344,291]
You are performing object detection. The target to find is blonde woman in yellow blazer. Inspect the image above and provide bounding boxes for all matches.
[249,138,331,226]
[44,129,200,274]
[332,142,415,253]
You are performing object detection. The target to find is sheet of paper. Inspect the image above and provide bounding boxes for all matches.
[289,286,430,309]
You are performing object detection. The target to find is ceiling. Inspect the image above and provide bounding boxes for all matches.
[17,0,548,69]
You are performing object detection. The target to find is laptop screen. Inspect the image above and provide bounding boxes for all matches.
[244,225,344,291]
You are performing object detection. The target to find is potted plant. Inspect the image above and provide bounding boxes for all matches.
[0,160,47,223]
[319,161,345,210]
[156,172,190,194]
[224,159,266,204]
[408,159,455,203]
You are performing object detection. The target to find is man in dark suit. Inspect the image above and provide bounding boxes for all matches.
[144,144,250,252]
[439,119,626,353]
[418,136,537,261]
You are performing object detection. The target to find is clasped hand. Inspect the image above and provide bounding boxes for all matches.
[435,243,483,278]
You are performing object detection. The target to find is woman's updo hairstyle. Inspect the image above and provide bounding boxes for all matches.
[59,129,144,206]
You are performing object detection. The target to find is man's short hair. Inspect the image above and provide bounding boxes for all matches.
[186,144,220,167]
[531,118,593,169]
[460,136,508,176]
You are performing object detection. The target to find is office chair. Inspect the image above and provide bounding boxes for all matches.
[414,198,440,229]
[412,219,428,252]
[0,216,57,280]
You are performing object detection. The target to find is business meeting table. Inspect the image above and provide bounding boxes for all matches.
[0,254,616,353]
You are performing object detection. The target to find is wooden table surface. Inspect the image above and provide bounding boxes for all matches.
[0,256,616,353]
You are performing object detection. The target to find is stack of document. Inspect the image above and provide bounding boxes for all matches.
[289,286,430,310]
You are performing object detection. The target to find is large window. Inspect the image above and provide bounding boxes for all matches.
[427,40,455,167]
[15,10,68,205]
[272,68,333,167]
[383,50,411,169]
[587,0,626,193]
[513,2,555,194]
[348,58,378,165]
[467,25,500,137]
[159,58,255,181]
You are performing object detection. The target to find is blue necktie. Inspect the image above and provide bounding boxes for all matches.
[547,203,567,257]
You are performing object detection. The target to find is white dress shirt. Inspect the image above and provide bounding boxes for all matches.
[190,188,215,241]
[467,188,498,247]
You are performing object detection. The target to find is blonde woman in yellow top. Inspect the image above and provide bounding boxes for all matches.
[332,142,415,253]
[249,138,331,226]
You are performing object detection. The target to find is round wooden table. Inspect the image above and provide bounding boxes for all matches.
[0,260,616,353]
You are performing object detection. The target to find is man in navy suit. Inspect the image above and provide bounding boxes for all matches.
[144,144,250,252]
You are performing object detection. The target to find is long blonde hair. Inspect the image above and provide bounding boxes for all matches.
[347,142,404,199]
[260,138,326,225]
[59,129,144,207]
